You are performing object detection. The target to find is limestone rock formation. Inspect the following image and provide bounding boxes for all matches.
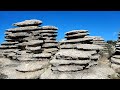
[110,32,120,71]
[85,36,109,56]
[41,30,105,79]
[0,19,58,79]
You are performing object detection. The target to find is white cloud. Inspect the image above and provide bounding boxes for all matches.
[113,32,117,36]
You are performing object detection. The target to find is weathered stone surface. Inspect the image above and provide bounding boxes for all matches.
[51,65,84,72]
[110,32,120,71]
[32,53,52,58]
[65,30,88,35]
[13,19,42,26]
[65,33,89,38]
[41,29,104,79]
[61,38,93,43]
[42,43,58,48]
[1,66,45,79]
[7,26,40,32]
[76,44,103,50]
[50,59,91,65]
[16,61,49,72]
[55,49,91,58]
[111,57,120,65]
[0,19,59,79]
[41,26,58,30]
[40,62,115,79]
[26,46,42,51]
[113,55,120,59]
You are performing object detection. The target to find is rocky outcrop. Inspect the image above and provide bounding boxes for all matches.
[0,19,58,79]
[110,32,120,71]
[41,30,104,79]
[85,36,108,54]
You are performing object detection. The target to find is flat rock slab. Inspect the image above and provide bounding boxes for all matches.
[0,45,18,49]
[65,33,89,38]
[85,36,104,41]
[1,42,19,45]
[0,58,20,67]
[39,30,57,33]
[61,38,93,44]
[51,65,84,72]
[65,30,88,35]
[76,44,103,50]
[40,62,115,79]
[26,46,42,51]
[42,43,58,47]
[111,57,120,65]
[7,26,40,32]
[32,53,52,58]
[60,44,76,49]
[13,19,42,26]
[42,48,58,53]
[111,63,120,70]
[16,61,49,72]
[1,66,46,79]
[41,26,58,30]
[55,49,91,59]
[91,54,100,59]
[50,59,91,65]
[112,55,120,59]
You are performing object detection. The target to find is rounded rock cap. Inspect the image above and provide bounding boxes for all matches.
[13,19,42,26]
[65,30,88,35]
[41,26,58,30]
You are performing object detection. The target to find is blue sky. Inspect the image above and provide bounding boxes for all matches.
[0,11,120,44]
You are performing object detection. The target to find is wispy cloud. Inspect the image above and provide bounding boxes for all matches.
[113,32,117,36]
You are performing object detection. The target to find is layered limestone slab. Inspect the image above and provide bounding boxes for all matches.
[65,33,89,38]
[42,43,58,48]
[25,46,42,51]
[76,44,103,50]
[7,26,41,32]
[111,57,120,65]
[51,65,84,72]
[65,30,88,35]
[61,38,93,43]
[41,26,58,30]
[55,49,91,58]
[32,53,52,58]
[1,42,19,45]
[50,59,91,65]
[112,55,120,59]
[16,61,49,72]
[13,19,42,26]
[1,66,45,79]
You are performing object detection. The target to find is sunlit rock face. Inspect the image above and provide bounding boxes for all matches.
[0,19,58,79]
[85,36,109,55]
[110,32,120,71]
[41,30,106,79]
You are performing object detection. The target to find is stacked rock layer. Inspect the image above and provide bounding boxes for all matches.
[41,30,103,79]
[110,32,120,70]
[85,36,108,54]
[0,19,58,79]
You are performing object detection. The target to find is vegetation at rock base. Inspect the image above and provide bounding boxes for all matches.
[106,40,117,58]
